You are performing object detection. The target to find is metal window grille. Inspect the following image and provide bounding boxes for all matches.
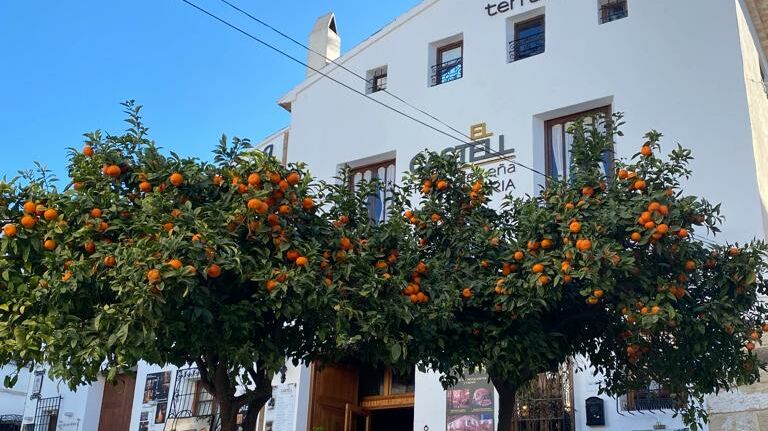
[349,160,396,224]
[599,0,628,24]
[512,363,574,431]
[32,397,60,431]
[366,66,388,94]
[509,18,545,62]
[167,368,214,419]
[430,57,463,86]
[621,386,679,412]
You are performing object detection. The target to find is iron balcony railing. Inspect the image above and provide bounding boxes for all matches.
[600,1,628,24]
[509,31,545,62]
[430,57,463,86]
[622,388,677,412]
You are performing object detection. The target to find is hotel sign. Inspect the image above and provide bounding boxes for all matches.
[409,123,516,193]
[485,0,542,16]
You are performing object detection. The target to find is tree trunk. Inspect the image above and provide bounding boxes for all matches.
[218,397,238,431]
[492,375,517,431]
[241,396,270,431]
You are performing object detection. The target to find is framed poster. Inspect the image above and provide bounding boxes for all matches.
[446,373,494,431]
[138,421,149,431]
[163,416,212,431]
[155,402,168,424]
[143,371,172,403]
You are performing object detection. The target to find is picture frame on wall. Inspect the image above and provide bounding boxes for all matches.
[155,401,168,424]
[143,371,173,404]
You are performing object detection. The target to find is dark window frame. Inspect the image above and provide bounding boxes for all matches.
[599,0,628,24]
[191,380,216,417]
[348,159,396,225]
[510,15,546,62]
[544,106,613,183]
[432,40,464,86]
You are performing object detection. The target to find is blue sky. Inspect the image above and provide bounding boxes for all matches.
[0,0,420,181]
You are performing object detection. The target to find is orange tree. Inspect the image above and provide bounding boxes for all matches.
[0,102,372,431]
[396,115,768,430]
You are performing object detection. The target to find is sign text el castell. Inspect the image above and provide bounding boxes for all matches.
[409,122,517,193]
[484,0,542,17]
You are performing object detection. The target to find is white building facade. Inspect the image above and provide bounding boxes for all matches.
[2,1,767,431]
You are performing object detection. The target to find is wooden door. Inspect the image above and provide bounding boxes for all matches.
[98,375,137,431]
[344,404,370,431]
[308,364,359,431]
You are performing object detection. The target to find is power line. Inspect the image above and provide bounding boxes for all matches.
[179,0,553,180]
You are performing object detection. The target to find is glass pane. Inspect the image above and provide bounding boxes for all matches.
[440,46,462,62]
[516,18,543,38]
[390,368,415,394]
[359,366,386,397]
[550,124,564,180]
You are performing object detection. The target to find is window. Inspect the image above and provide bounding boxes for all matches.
[544,106,613,182]
[622,383,678,411]
[366,66,388,94]
[349,159,396,224]
[510,15,545,62]
[599,0,628,24]
[192,380,216,417]
[358,365,415,409]
[431,40,463,86]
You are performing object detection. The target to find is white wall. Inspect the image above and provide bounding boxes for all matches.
[21,368,101,430]
[0,363,31,416]
[281,0,765,430]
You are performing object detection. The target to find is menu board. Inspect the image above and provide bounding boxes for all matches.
[446,373,494,431]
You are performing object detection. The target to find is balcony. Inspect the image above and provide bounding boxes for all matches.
[509,31,545,62]
[600,1,628,24]
[430,57,463,86]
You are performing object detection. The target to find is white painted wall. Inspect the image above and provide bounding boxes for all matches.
[279,0,767,430]
[20,367,102,430]
[0,364,31,417]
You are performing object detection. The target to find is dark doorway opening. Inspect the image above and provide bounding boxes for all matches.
[367,408,413,431]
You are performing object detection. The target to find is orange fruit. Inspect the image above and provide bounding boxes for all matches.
[247,199,268,214]
[295,256,309,267]
[431,213,441,223]
[169,172,184,186]
[207,264,222,278]
[266,279,278,292]
[563,275,573,283]
[248,173,262,187]
[581,186,594,197]
[729,247,740,256]
[640,306,649,315]
[461,288,472,299]
[569,221,581,233]
[513,251,525,261]
[541,239,553,249]
[3,224,17,237]
[104,256,117,267]
[593,289,604,298]
[213,175,223,186]
[167,259,183,270]
[90,208,102,218]
[538,275,550,285]
[286,172,300,186]
[576,239,592,251]
[436,180,448,191]
[62,271,73,282]
[416,261,428,274]
[23,201,36,214]
[139,181,152,193]
[639,212,652,223]
[147,269,162,284]
[643,221,656,230]
[750,331,760,341]
[659,205,669,216]
[527,240,540,251]
[618,169,628,179]
[561,261,571,273]
[634,180,646,190]
[472,181,483,192]
[82,145,94,157]
[678,228,689,238]
[531,263,545,274]
[340,237,353,250]
[286,250,300,262]
[43,239,56,251]
[651,305,661,314]
[630,232,642,242]
[268,172,281,184]
[640,145,652,157]
[684,260,697,272]
[278,205,291,215]
[565,202,575,210]
[302,198,316,210]
[656,224,669,235]
[106,165,122,178]
[21,215,36,229]
[647,202,660,212]
[43,208,58,221]
[163,222,174,232]
[237,183,249,194]
[278,180,289,192]
[84,240,96,254]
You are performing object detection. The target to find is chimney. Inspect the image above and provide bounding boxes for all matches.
[307,12,340,77]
